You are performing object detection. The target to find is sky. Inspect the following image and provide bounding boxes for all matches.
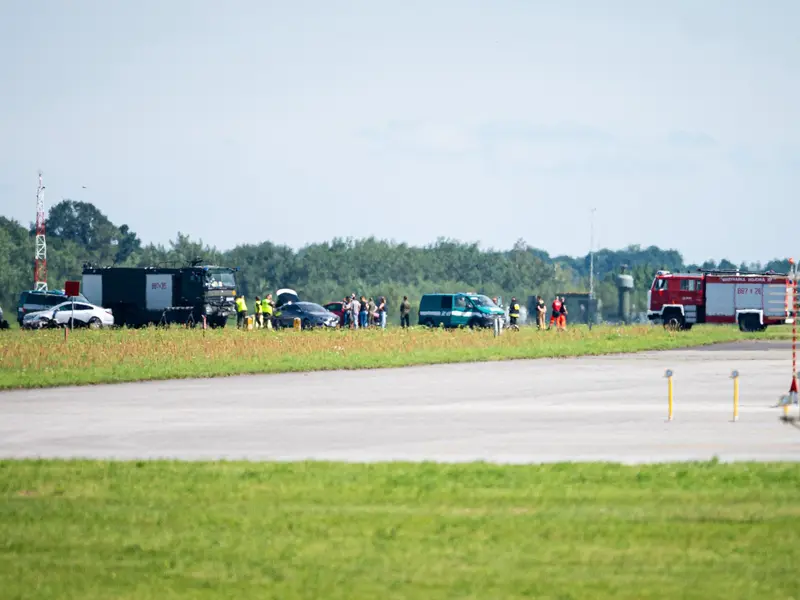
[1,0,798,265]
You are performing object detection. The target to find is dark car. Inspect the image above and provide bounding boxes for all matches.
[16,289,89,326]
[273,301,339,330]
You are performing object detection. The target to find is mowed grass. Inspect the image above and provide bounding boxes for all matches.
[0,323,792,390]
[1,460,799,599]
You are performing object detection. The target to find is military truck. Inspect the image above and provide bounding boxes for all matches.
[81,263,239,328]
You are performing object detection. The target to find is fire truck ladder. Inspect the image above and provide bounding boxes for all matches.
[695,267,789,276]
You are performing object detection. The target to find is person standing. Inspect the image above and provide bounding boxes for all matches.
[508,297,520,330]
[235,294,248,329]
[342,296,351,328]
[559,296,568,330]
[262,294,274,329]
[367,297,377,327]
[359,295,369,329]
[378,296,387,329]
[400,295,411,328]
[254,295,263,329]
[536,296,546,330]
[549,295,562,330]
[350,294,361,329]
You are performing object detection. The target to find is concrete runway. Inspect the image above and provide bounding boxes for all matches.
[1,341,799,463]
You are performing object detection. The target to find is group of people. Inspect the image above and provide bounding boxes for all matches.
[233,293,276,329]
[534,295,569,330]
[341,294,387,329]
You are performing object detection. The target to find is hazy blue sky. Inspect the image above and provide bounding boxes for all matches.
[1,0,798,264]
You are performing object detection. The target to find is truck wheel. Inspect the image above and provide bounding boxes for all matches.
[738,314,761,332]
[663,312,685,331]
[738,316,749,332]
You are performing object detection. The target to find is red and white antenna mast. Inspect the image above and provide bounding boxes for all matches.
[33,170,47,291]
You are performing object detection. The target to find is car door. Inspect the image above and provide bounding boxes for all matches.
[72,303,96,325]
[439,294,453,327]
[277,304,297,327]
[52,304,73,326]
[451,294,470,327]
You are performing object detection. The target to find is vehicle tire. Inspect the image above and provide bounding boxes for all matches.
[738,314,760,332]
[468,318,481,329]
[663,311,685,331]
[424,319,435,328]
[88,317,102,329]
[302,318,311,330]
[0,320,8,330]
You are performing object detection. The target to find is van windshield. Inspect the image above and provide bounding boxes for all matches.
[468,295,496,307]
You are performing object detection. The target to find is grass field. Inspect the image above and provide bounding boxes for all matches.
[0,323,792,390]
[1,460,799,599]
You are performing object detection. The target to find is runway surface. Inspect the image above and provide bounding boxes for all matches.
[1,341,799,463]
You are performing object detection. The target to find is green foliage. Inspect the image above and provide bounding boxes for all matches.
[0,202,790,319]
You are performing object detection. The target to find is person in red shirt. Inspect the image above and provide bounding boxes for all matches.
[549,295,563,329]
[558,296,568,330]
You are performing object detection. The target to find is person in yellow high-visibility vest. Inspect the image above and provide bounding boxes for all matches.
[254,295,263,328]
[235,294,247,329]
[262,293,274,329]
[509,297,520,330]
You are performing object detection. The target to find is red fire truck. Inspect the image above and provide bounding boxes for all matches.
[647,269,795,332]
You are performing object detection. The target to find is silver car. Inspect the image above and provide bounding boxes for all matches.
[22,301,114,329]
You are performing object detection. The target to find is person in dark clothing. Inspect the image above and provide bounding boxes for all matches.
[400,295,411,328]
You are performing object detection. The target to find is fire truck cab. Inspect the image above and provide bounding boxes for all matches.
[647,269,795,332]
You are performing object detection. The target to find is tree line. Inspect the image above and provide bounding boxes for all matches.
[0,200,792,321]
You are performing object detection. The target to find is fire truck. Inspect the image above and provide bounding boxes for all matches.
[647,268,795,332]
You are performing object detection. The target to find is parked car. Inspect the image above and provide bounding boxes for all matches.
[322,301,345,325]
[16,289,89,326]
[22,300,114,329]
[0,306,9,329]
[273,301,339,330]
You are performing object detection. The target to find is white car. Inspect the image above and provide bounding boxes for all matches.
[0,306,8,329]
[22,301,114,329]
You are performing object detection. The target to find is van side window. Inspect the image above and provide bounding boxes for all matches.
[454,295,466,309]
[440,295,452,310]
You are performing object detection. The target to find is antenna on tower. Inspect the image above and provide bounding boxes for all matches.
[34,171,47,291]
